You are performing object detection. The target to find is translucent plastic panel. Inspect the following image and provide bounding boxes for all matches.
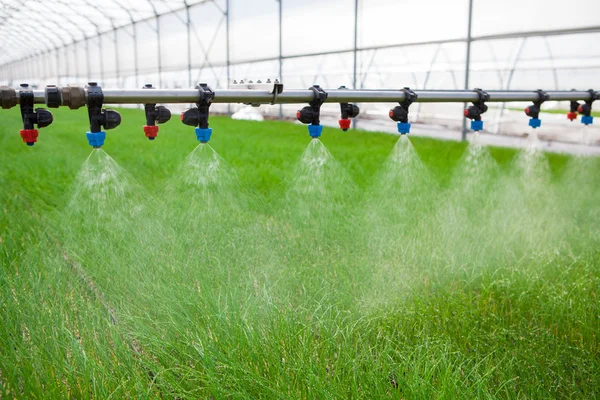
[74,41,90,81]
[282,0,355,57]
[100,31,118,79]
[190,65,227,89]
[472,0,600,36]
[162,70,192,89]
[116,26,135,78]
[188,2,228,66]
[557,69,600,91]
[86,36,103,81]
[229,0,279,62]
[357,42,467,90]
[135,20,160,73]
[159,10,189,72]
[360,0,469,48]
[506,69,559,91]
[282,53,354,89]
[229,60,280,83]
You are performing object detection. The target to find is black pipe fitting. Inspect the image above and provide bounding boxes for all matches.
[337,86,359,131]
[297,85,328,125]
[464,88,489,121]
[87,82,121,133]
[524,89,549,119]
[577,89,597,117]
[18,83,53,146]
[388,87,417,123]
[142,84,171,140]
[1,86,17,109]
[45,85,62,108]
[180,83,215,129]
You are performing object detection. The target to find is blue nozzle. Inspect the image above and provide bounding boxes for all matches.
[86,131,106,147]
[397,122,411,135]
[528,118,542,129]
[470,120,484,131]
[308,124,323,138]
[581,115,594,126]
[195,127,212,143]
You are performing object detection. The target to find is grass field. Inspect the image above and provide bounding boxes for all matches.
[1,107,599,398]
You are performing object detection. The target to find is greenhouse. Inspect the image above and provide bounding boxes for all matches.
[1,0,599,398]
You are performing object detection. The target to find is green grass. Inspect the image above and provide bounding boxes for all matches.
[1,107,599,398]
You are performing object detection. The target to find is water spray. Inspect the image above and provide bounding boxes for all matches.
[0,83,598,146]
[16,83,53,146]
[524,89,549,129]
[463,88,489,132]
[388,87,417,134]
[337,86,360,131]
[86,82,122,148]
[297,85,328,139]
[142,84,171,140]
[180,83,214,143]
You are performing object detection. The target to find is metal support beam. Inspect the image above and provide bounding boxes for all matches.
[461,0,474,142]
[278,0,283,120]
[85,37,91,82]
[156,16,163,87]
[186,3,192,87]
[114,28,120,86]
[133,23,140,89]
[352,0,358,90]
[226,0,231,115]
[352,0,359,130]
[12,88,597,107]
[99,35,105,84]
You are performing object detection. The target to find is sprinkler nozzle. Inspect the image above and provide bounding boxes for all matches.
[20,129,38,146]
[85,83,121,147]
[297,85,327,138]
[143,84,171,140]
[338,89,359,131]
[389,87,416,134]
[524,90,548,129]
[195,127,212,143]
[143,125,159,140]
[308,124,323,139]
[181,83,214,142]
[18,83,54,145]
[338,119,351,131]
[463,88,489,131]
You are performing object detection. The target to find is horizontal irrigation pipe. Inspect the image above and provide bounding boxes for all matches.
[5,88,598,106]
[2,83,597,147]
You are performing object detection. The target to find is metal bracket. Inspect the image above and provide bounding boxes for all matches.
[533,89,549,107]
[389,87,417,124]
[19,84,35,130]
[399,87,418,111]
[195,83,214,129]
[231,79,284,106]
[87,82,105,133]
[472,88,489,116]
[271,80,284,105]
